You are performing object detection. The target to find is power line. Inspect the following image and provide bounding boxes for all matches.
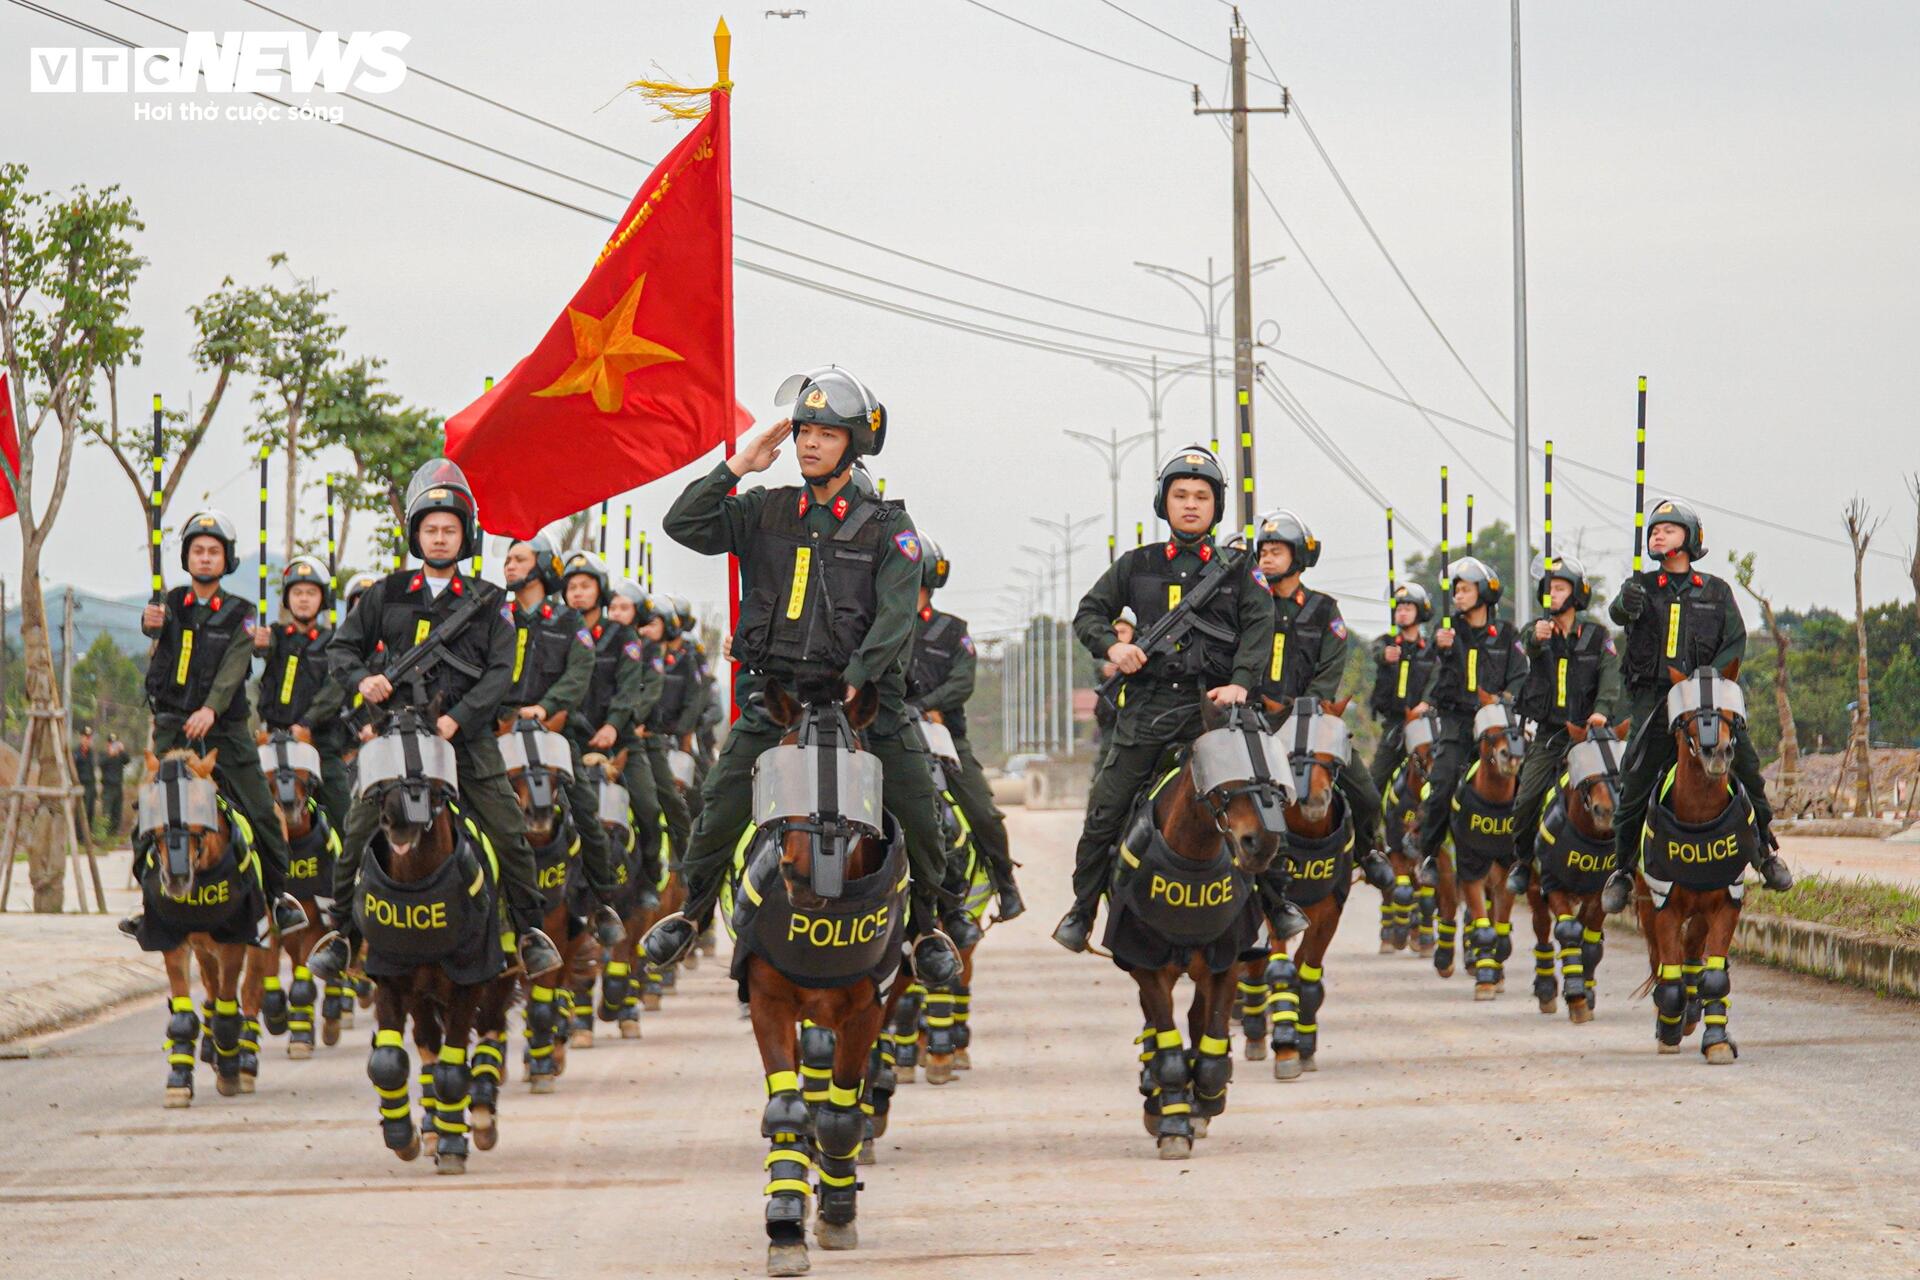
[953,0,1193,86]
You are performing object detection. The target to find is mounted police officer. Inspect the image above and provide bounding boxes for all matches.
[906,535,1025,921]
[1506,556,1623,892]
[1600,499,1790,912]
[558,550,666,900]
[1411,557,1529,871]
[1053,445,1275,953]
[1250,509,1392,891]
[253,556,351,828]
[628,584,696,858]
[126,509,308,939]
[306,460,565,982]
[500,534,635,936]
[1367,583,1439,794]
[640,367,962,987]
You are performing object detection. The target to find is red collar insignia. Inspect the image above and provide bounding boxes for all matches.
[540,602,552,619]
[1164,541,1178,560]
[1198,544,1213,563]
[450,576,464,596]
[797,494,809,517]
[208,594,221,611]
[919,606,933,622]
[832,496,849,521]
[408,573,424,593]
[1657,573,1668,588]
[1292,588,1306,605]
[1691,574,1703,587]
[592,625,603,641]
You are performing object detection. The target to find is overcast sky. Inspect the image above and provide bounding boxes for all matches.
[6,0,1917,640]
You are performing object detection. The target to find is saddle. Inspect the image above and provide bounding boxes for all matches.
[1102,770,1260,974]
[1639,769,1756,907]
[1534,782,1617,895]
[727,815,910,1000]
[136,796,264,953]
[354,801,507,984]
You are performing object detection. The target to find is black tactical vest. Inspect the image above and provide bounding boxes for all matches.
[1432,621,1521,714]
[645,645,690,735]
[145,587,255,720]
[734,488,897,679]
[258,624,333,728]
[907,610,970,740]
[575,621,638,731]
[1258,590,1336,705]
[1124,543,1242,684]
[1621,570,1736,691]
[1519,620,1610,724]
[506,601,583,709]
[1533,788,1617,895]
[368,573,504,715]
[1370,634,1438,720]
[1639,773,1756,895]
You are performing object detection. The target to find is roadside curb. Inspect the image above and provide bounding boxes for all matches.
[1611,906,1920,1000]
[0,957,166,1044]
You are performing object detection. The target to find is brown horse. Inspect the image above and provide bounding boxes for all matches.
[1522,721,1627,1022]
[1104,700,1286,1159]
[578,749,666,1039]
[734,684,911,1277]
[248,727,341,1057]
[1447,691,1525,999]
[1244,698,1356,1080]
[1378,708,1440,956]
[136,748,266,1107]
[1633,666,1753,1063]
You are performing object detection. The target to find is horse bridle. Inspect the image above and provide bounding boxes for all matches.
[1187,702,1290,836]
[1478,697,1527,765]
[510,716,560,812]
[264,730,307,808]
[771,704,879,900]
[1672,669,1741,760]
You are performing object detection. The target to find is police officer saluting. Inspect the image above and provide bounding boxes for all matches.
[1367,584,1439,794]
[128,510,308,938]
[1412,558,1528,872]
[254,557,352,828]
[306,461,564,981]
[640,367,961,987]
[907,536,1026,921]
[500,535,633,938]
[1506,556,1623,892]
[1600,499,1791,912]
[1054,445,1275,952]
[1251,509,1392,891]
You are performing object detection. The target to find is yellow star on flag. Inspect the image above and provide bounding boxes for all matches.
[532,273,684,413]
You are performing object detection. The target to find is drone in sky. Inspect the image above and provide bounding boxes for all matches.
[764,8,807,17]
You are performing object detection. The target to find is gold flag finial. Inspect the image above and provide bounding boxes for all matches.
[715,18,732,89]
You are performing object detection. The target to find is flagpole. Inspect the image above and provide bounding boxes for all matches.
[713,18,741,724]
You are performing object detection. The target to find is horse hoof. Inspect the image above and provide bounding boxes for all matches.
[953,1048,972,1070]
[1569,1002,1592,1025]
[420,1131,439,1158]
[1379,939,1397,955]
[1302,1056,1318,1073]
[215,1074,239,1097]
[321,1019,341,1047]
[1538,997,1558,1015]
[1473,984,1498,1002]
[1657,1041,1682,1055]
[1191,1116,1210,1139]
[1157,1135,1192,1161]
[529,1076,556,1095]
[641,994,662,1012]
[619,1020,641,1039]
[435,1152,467,1175]
[925,1059,953,1086]
[164,1087,192,1109]
[858,1142,876,1166]
[767,1242,811,1276]
[339,1008,355,1030]
[1244,1039,1267,1061]
[1435,965,1454,980]
[815,1219,858,1251]
[1704,1042,1737,1065]
[896,1064,916,1085]
[1273,1055,1302,1081]
[287,1042,313,1060]
[1495,978,1507,993]
[870,1113,889,1139]
[472,1108,498,1151]
[396,1134,421,1162]
[239,1073,256,1095]
[569,1029,594,1049]
[1141,1111,1160,1137]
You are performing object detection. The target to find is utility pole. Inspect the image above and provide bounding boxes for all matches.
[1508,0,1534,625]
[1029,512,1098,756]
[1195,8,1288,539]
[1063,425,1155,562]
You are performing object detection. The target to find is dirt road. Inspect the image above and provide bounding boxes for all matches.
[3,808,1916,1278]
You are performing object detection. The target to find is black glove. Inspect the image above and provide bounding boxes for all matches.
[1619,579,1648,619]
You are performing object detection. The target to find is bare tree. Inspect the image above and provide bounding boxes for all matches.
[1843,498,1882,816]
[1729,550,1800,799]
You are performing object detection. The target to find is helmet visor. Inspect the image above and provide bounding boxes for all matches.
[403,458,474,512]
[776,366,878,419]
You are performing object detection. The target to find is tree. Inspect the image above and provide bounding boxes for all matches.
[302,355,440,578]
[1730,549,1800,796]
[1908,474,1920,635]
[237,257,343,565]
[1843,498,1882,814]
[0,164,146,909]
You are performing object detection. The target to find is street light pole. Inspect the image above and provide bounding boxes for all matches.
[1136,256,1284,459]
[1064,425,1155,562]
[1029,512,1099,756]
[1097,356,1214,490]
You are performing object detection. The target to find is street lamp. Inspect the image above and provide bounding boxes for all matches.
[1135,256,1284,455]
[1063,425,1155,563]
[1096,355,1215,484]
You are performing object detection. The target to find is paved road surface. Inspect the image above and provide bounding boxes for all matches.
[3,809,1917,1278]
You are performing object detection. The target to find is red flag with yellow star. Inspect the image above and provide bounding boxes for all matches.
[444,54,740,538]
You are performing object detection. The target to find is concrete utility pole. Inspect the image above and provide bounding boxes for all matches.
[1063,425,1155,562]
[1194,7,1288,539]
[1508,0,1534,625]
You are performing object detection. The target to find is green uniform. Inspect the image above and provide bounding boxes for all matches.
[1417,615,1529,858]
[141,585,293,896]
[1366,629,1438,794]
[639,639,697,865]
[1068,538,1274,905]
[1257,584,1382,850]
[1609,566,1773,867]
[255,620,352,830]
[663,461,947,930]
[1511,614,1624,854]
[906,604,1017,894]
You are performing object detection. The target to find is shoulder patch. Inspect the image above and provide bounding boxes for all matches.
[499,602,514,622]
[1329,617,1348,640]
[576,628,594,648]
[624,640,643,660]
[1249,568,1269,591]
[893,531,922,562]
[961,634,975,655]
[1603,635,1617,655]
[651,655,665,671]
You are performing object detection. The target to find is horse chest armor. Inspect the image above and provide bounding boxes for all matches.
[1450,774,1519,862]
[1116,821,1247,946]
[1383,768,1424,855]
[531,818,578,909]
[1534,796,1616,893]
[283,808,338,901]
[737,832,908,988]
[1640,783,1755,892]
[1278,816,1353,907]
[143,832,254,929]
[354,844,480,964]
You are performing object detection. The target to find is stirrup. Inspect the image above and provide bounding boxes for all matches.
[306,931,349,982]
[912,930,962,985]
[1600,870,1634,915]
[1051,904,1094,954]
[117,913,143,940]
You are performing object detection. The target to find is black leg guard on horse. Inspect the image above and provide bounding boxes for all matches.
[951,983,973,1052]
[1683,960,1705,1031]
[1191,1035,1233,1118]
[524,983,558,1082]
[923,987,956,1058]
[238,1015,261,1083]
[469,1037,505,1114]
[261,976,289,1037]
[432,1051,472,1159]
[417,1065,437,1138]
[1434,912,1458,975]
[762,1072,811,1243]
[1532,944,1557,1004]
[864,1038,896,1136]
[1653,965,1687,1047]
[890,986,923,1073]
[1581,928,1605,1007]
[210,999,243,1081]
[1469,917,1498,988]
[1145,1030,1194,1139]
[1553,916,1587,1004]
[288,966,317,1051]
[813,1092,865,1226]
[1237,976,1269,1051]
[1265,955,1299,1052]
[164,996,198,1099]
[367,1031,413,1150]
[199,997,216,1064]
[599,961,634,1024]
[1415,885,1437,950]
[1295,964,1327,1061]
[799,1022,836,1108]
[1699,958,1735,1058]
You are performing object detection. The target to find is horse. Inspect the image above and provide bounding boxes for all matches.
[249,727,344,1057]
[579,748,666,1039]
[354,701,517,1173]
[1101,700,1288,1159]
[1378,708,1440,956]
[1244,697,1356,1081]
[132,748,273,1107]
[728,682,913,1277]
[1522,722,1627,1021]
[1443,692,1526,999]
[1632,666,1756,1063]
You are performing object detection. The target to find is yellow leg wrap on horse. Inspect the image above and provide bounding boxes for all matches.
[827,1083,859,1108]
[1198,1035,1230,1056]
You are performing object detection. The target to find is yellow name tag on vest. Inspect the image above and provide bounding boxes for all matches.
[1397,660,1411,698]
[279,655,299,704]
[512,627,529,683]
[787,547,812,620]
[1466,648,1479,692]
[175,628,195,685]
[414,618,432,646]
[1555,657,1568,709]
[1167,584,1182,610]
[1665,602,1681,659]
[1269,634,1286,681]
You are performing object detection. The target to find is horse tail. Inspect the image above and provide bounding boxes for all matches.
[1630,972,1657,1002]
